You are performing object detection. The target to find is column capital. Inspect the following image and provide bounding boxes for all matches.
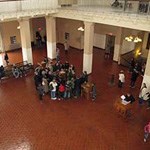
[84,21,94,27]
[45,16,55,20]
[18,17,30,23]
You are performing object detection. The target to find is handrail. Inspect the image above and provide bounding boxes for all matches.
[121,56,131,65]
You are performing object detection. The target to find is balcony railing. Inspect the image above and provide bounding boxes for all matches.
[0,0,58,13]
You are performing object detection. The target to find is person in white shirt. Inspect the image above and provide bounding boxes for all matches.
[118,70,125,88]
[49,79,58,100]
[139,83,147,105]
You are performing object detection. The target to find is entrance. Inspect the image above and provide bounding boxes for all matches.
[105,34,115,59]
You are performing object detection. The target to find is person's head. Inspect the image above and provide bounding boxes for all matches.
[120,70,124,73]
[126,93,131,97]
[143,83,147,88]
[83,71,87,75]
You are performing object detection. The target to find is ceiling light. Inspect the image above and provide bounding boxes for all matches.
[125,36,142,43]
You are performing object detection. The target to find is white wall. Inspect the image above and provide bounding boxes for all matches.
[93,33,106,49]
[121,40,135,54]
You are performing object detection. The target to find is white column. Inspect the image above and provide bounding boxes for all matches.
[142,49,150,91]
[113,27,123,63]
[0,54,3,66]
[19,18,33,64]
[0,26,4,66]
[83,21,94,74]
[46,16,56,59]
[0,29,4,53]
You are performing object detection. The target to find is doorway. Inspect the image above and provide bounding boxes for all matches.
[105,34,115,59]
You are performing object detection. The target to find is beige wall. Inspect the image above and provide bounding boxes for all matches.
[1,21,21,51]
[0,18,46,51]
[56,19,147,55]
[95,24,123,51]
[56,18,83,49]
[142,32,149,58]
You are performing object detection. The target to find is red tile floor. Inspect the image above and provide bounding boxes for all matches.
[0,46,150,150]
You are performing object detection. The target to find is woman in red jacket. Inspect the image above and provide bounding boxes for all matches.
[58,83,65,100]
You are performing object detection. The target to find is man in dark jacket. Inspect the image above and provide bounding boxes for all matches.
[37,84,44,101]
[4,52,9,65]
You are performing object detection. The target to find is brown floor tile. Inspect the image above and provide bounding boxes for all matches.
[0,46,150,150]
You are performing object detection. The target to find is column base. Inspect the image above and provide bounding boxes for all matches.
[83,53,93,74]
[143,75,150,91]
[47,42,56,59]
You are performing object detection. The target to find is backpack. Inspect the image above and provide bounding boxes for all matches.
[49,84,54,91]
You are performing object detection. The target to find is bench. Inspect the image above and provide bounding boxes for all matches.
[1,61,33,79]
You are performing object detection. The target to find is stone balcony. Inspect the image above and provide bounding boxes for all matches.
[0,3,149,32]
[55,5,150,31]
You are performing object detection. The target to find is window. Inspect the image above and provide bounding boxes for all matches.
[10,36,17,44]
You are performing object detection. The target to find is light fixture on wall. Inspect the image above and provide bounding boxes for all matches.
[78,27,84,32]
[0,17,4,21]
[125,36,142,43]
[17,26,20,29]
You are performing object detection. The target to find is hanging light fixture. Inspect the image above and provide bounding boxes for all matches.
[125,35,142,43]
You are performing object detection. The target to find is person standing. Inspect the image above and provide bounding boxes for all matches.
[144,121,150,142]
[91,83,97,101]
[58,83,65,100]
[129,58,135,73]
[37,84,44,102]
[42,77,49,94]
[139,83,147,105]
[130,68,139,88]
[4,52,9,65]
[104,44,111,59]
[56,47,60,62]
[49,79,58,100]
[0,65,5,83]
[64,41,69,54]
[118,70,125,88]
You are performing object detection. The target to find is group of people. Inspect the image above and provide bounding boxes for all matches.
[117,59,150,142]
[34,57,96,101]
[118,58,146,89]
[118,66,150,107]
[111,0,123,8]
